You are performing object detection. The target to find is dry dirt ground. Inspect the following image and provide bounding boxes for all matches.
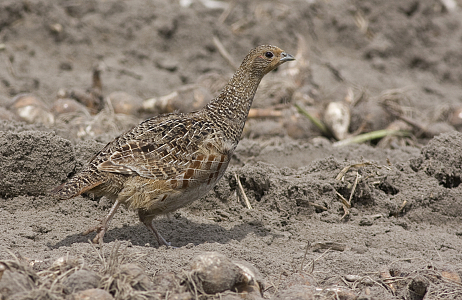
[1,0,462,299]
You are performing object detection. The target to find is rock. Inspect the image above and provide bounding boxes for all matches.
[233,260,265,295]
[188,252,263,297]
[0,261,37,299]
[64,270,101,293]
[189,252,242,294]
[407,275,429,300]
[51,98,89,115]
[8,94,54,126]
[0,130,75,197]
[107,91,143,115]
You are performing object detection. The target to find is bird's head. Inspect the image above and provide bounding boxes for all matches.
[243,45,295,77]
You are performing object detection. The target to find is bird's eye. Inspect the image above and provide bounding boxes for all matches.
[265,51,273,58]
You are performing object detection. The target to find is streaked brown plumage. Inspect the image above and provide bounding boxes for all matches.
[53,45,295,246]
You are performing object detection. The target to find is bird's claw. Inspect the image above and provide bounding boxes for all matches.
[82,222,107,244]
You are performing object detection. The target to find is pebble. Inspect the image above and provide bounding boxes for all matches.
[72,288,114,300]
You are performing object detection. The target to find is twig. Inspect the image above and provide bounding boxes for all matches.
[213,36,238,70]
[234,172,252,209]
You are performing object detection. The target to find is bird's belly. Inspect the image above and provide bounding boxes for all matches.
[119,160,230,215]
[158,173,224,213]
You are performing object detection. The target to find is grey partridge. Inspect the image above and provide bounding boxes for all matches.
[53,45,295,246]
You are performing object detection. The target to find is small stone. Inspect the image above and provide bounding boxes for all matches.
[59,61,73,70]
[187,252,265,297]
[359,217,373,226]
[345,274,362,282]
[408,275,429,300]
[107,91,142,115]
[156,58,178,72]
[189,252,242,294]
[9,94,54,125]
[73,288,114,300]
[51,98,88,115]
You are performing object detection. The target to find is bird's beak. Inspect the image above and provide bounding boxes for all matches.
[280,52,295,62]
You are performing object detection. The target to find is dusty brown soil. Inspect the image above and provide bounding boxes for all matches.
[1,0,462,299]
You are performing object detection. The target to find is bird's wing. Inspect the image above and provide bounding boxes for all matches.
[96,116,221,180]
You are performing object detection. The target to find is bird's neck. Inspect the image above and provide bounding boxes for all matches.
[205,67,262,141]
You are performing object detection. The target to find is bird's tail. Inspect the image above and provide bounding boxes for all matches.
[51,171,104,200]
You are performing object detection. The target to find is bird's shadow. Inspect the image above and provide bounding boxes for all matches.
[49,216,280,249]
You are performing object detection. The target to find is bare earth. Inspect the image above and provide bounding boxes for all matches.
[1,0,462,299]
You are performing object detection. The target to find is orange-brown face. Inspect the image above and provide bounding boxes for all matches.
[250,45,295,75]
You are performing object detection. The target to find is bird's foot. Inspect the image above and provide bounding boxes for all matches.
[82,222,107,244]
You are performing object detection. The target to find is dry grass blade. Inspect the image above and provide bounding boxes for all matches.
[334,190,350,209]
[218,0,237,23]
[379,267,396,294]
[303,248,332,274]
[307,201,328,211]
[348,171,361,205]
[378,87,441,138]
[234,172,252,209]
[334,190,350,219]
[353,10,374,38]
[299,241,311,273]
[213,36,238,70]
[3,54,16,78]
[336,162,368,181]
[183,269,204,300]
[93,241,152,300]
[396,200,407,215]
[334,161,391,219]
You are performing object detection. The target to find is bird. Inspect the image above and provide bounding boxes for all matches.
[53,45,295,246]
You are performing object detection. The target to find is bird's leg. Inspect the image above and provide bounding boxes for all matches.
[83,199,121,244]
[145,220,172,247]
[138,210,171,247]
